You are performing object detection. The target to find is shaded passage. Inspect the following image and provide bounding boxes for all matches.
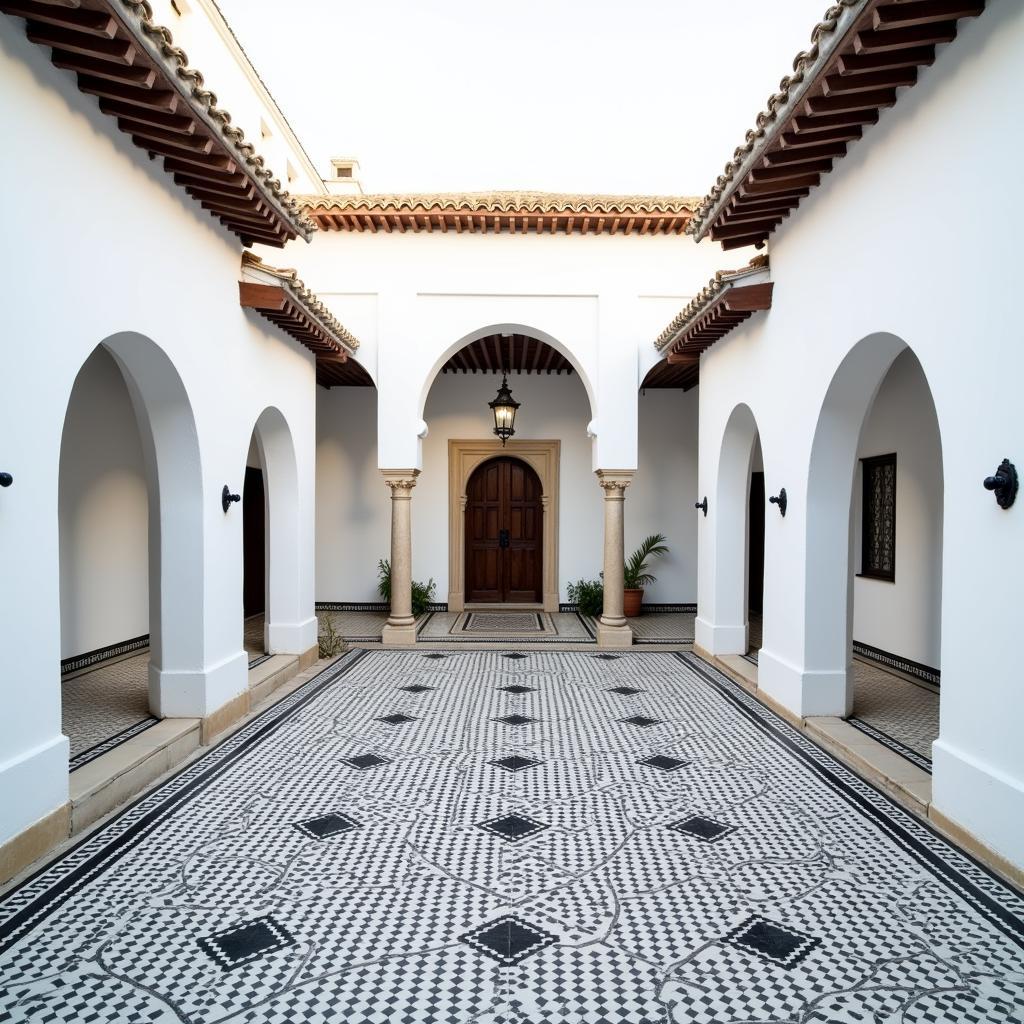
[7,650,1023,1023]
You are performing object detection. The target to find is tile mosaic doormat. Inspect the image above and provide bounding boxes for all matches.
[3,649,1022,1023]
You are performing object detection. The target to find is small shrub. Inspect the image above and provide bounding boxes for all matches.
[317,613,347,658]
[567,578,604,617]
[377,558,437,617]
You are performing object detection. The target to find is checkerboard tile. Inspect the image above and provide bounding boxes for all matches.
[3,649,1022,1023]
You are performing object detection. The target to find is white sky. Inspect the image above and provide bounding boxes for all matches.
[215,0,827,196]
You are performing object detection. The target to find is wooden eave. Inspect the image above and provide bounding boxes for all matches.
[1,0,315,247]
[441,334,573,376]
[688,0,985,249]
[239,257,366,387]
[301,197,697,237]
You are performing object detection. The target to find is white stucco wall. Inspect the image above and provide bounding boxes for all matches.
[58,348,149,659]
[695,1,1024,865]
[315,378,699,604]
[853,351,943,671]
[0,17,319,848]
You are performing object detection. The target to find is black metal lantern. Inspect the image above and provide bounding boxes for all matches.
[489,373,520,446]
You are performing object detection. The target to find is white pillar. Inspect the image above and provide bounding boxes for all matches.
[381,469,419,645]
[596,470,634,649]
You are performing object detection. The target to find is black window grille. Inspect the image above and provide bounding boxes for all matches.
[860,453,896,581]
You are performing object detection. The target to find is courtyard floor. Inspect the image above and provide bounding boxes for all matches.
[7,650,1023,1022]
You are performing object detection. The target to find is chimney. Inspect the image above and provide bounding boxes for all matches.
[325,158,363,196]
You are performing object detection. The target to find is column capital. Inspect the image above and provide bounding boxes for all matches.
[380,468,420,495]
[595,469,635,495]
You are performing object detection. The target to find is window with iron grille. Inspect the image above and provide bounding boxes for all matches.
[860,453,896,581]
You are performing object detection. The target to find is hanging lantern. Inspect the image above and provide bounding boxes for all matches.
[489,373,520,446]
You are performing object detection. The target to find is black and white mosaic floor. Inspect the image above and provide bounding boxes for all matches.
[12,650,1023,1023]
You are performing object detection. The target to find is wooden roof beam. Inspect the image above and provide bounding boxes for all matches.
[0,2,117,36]
[77,74,179,112]
[739,174,821,198]
[873,2,983,31]
[26,21,135,62]
[239,282,287,311]
[837,46,936,74]
[793,109,879,131]
[723,283,774,312]
[804,88,898,116]
[854,22,957,54]
[822,67,918,95]
[53,50,157,87]
[100,99,194,132]
[720,232,772,250]
[711,219,779,240]
[779,125,863,149]
[763,140,849,165]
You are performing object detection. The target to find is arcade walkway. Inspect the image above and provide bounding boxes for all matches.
[6,651,1022,1022]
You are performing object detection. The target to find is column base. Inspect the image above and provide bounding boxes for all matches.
[757,648,852,718]
[382,620,418,646]
[266,616,318,655]
[596,622,633,649]
[693,616,748,656]
[0,732,69,850]
[149,650,249,719]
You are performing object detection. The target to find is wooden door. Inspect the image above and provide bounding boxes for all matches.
[243,465,265,616]
[465,457,542,603]
[748,471,765,615]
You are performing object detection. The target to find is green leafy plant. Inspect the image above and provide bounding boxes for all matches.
[624,533,669,589]
[566,578,604,617]
[317,613,347,659]
[377,558,437,617]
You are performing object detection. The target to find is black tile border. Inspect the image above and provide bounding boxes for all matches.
[675,652,1024,945]
[68,717,161,773]
[853,640,940,687]
[316,601,448,612]
[847,717,933,775]
[559,602,696,613]
[61,635,149,677]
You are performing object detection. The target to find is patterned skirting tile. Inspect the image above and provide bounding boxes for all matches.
[418,611,595,644]
[10,649,1022,1023]
[457,612,554,636]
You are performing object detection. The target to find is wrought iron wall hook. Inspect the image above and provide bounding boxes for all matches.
[983,459,1017,509]
[695,496,708,517]
[0,472,12,488]
[221,484,241,514]
[769,488,787,517]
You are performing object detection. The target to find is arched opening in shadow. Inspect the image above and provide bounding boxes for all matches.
[58,333,203,771]
[242,407,301,662]
[464,456,544,604]
[707,403,764,660]
[425,329,589,613]
[805,335,943,752]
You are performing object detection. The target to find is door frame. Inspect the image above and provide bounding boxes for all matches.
[448,439,560,612]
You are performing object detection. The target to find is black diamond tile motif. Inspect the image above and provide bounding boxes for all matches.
[461,915,557,966]
[669,814,737,843]
[477,814,548,842]
[593,653,621,660]
[724,914,820,968]
[502,652,528,660]
[493,714,536,726]
[639,754,689,772]
[377,713,417,725]
[619,715,663,728]
[499,684,535,694]
[342,753,391,770]
[197,917,295,971]
[399,685,434,693]
[422,652,447,659]
[490,755,542,772]
[607,686,644,696]
[292,812,360,840]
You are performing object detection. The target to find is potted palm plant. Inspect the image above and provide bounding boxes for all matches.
[623,533,669,617]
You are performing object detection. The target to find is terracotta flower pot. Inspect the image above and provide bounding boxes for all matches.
[623,588,644,618]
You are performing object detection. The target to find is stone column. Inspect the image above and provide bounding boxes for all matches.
[596,470,635,649]
[381,469,420,645]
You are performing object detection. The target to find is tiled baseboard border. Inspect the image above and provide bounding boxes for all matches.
[853,640,940,687]
[61,636,149,677]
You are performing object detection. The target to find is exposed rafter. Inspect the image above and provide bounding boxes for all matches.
[441,335,574,376]
[687,0,986,248]
[301,192,699,236]
[1,0,316,246]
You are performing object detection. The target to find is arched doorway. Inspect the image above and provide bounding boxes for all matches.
[465,456,543,604]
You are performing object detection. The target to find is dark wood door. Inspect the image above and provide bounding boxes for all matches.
[465,457,542,603]
[243,465,265,617]
[748,471,765,615]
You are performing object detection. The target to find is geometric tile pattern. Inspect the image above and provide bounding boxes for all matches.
[5,649,1023,1023]
[850,657,939,765]
[461,612,550,634]
[419,610,594,644]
